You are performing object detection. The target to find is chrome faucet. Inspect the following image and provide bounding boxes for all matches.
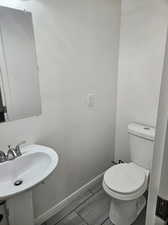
[7,145,16,160]
[14,141,26,156]
[0,141,26,163]
[0,151,7,163]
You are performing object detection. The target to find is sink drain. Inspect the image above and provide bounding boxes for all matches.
[14,180,23,186]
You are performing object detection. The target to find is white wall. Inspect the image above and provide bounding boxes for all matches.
[146,31,168,225]
[0,0,121,219]
[115,0,168,162]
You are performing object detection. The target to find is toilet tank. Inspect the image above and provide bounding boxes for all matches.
[128,123,155,170]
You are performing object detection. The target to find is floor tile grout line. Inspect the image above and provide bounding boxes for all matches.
[76,211,90,225]
[75,188,109,225]
[88,186,102,195]
[74,188,103,213]
[100,217,110,225]
[54,187,103,225]
[55,192,95,224]
[53,186,145,225]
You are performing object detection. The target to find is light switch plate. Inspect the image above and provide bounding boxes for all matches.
[87,93,96,108]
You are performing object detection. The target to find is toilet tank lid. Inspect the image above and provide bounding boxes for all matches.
[128,123,155,141]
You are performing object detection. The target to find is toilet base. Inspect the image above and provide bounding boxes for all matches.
[109,195,146,225]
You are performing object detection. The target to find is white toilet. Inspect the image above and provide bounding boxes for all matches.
[103,123,155,225]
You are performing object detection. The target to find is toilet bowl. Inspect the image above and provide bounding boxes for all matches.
[102,123,155,225]
[103,162,149,225]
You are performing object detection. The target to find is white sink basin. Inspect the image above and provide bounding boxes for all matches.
[0,144,58,200]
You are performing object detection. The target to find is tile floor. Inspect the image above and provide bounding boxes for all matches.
[45,183,146,225]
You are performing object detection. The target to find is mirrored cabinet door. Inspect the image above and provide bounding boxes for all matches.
[0,6,41,122]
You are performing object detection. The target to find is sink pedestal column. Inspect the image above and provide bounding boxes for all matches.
[7,190,34,225]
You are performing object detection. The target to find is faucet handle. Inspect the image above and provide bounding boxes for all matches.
[0,151,7,163]
[7,146,16,160]
[16,141,26,147]
[15,141,26,156]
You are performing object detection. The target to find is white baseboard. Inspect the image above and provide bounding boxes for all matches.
[35,172,104,225]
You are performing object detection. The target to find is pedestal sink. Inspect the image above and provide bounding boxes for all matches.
[0,144,59,225]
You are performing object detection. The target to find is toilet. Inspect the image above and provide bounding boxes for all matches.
[103,123,155,225]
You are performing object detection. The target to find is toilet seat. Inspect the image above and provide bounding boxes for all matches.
[103,163,149,201]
